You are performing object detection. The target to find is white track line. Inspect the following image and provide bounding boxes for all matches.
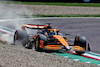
[0,17,100,22]
[0,25,15,32]
[89,52,100,56]
[83,53,100,59]
[0,28,14,35]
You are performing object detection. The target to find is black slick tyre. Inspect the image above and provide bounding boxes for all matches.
[13,30,28,46]
[75,51,85,55]
[74,35,86,49]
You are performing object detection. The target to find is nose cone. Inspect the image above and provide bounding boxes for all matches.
[61,45,70,51]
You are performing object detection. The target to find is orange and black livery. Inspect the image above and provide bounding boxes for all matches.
[13,23,90,55]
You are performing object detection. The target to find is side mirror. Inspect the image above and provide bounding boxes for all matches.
[65,33,70,35]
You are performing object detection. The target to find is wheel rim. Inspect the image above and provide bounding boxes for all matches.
[36,38,38,47]
[35,37,39,50]
[14,31,18,40]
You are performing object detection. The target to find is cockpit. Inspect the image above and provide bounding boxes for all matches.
[47,29,59,35]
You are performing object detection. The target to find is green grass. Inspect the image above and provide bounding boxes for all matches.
[24,14,100,17]
[1,14,100,19]
[0,1,100,7]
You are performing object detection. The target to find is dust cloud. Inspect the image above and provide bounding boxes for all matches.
[0,2,35,44]
[0,34,13,44]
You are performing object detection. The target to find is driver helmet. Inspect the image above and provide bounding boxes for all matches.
[49,30,54,35]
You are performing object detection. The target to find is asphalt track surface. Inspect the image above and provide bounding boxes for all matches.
[0,17,100,54]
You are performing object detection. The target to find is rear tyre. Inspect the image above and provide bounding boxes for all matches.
[13,30,28,46]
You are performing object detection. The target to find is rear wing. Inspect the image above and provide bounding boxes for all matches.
[21,24,48,30]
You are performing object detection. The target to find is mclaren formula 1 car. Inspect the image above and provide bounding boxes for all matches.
[13,23,90,55]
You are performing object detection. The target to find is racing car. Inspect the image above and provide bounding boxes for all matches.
[13,23,90,55]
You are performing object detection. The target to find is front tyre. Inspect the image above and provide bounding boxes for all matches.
[74,35,86,49]
[75,51,85,55]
